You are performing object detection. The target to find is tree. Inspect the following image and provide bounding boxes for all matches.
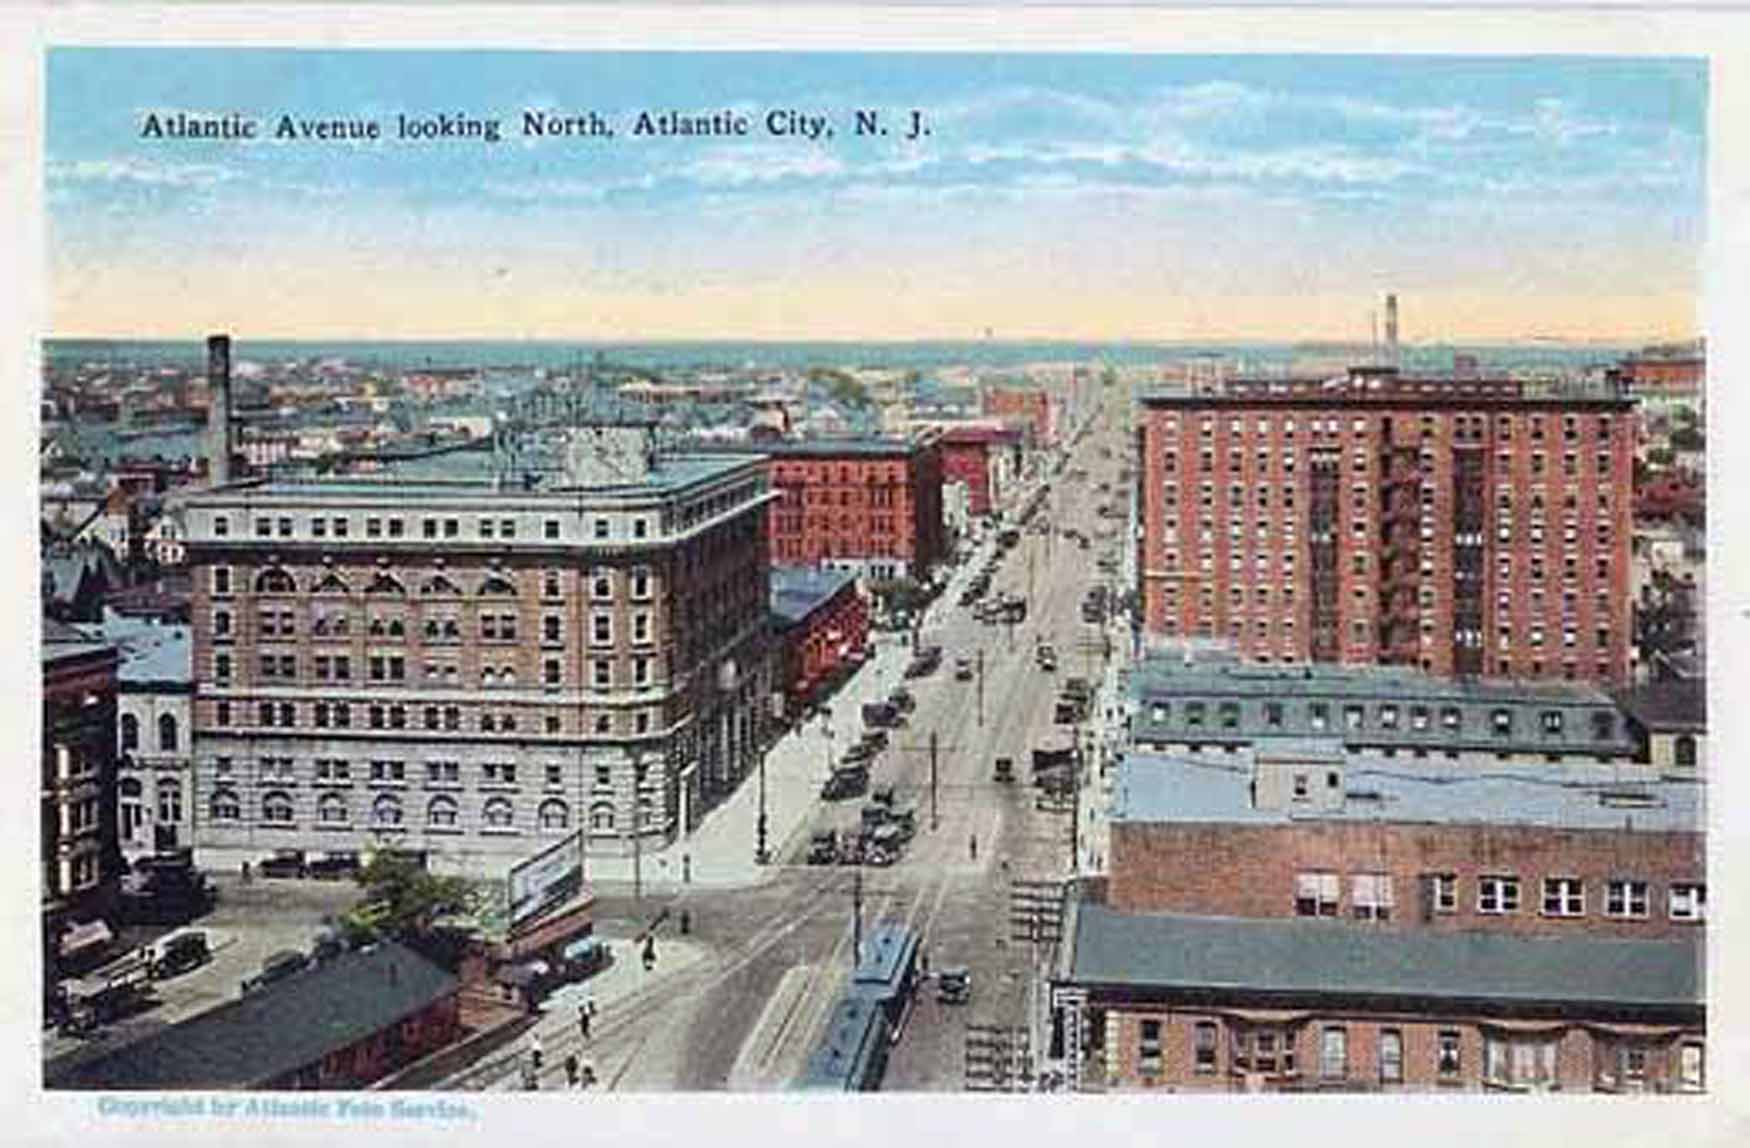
[348,851,477,944]
[1669,425,1704,453]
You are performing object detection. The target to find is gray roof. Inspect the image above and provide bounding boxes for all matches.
[87,613,192,686]
[48,940,457,1090]
[1617,681,1706,733]
[770,565,859,626]
[231,451,756,499]
[1110,751,1704,834]
[1070,904,1703,1012]
[1129,655,1636,757]
[753,436,924,458]
[41,616,112,665]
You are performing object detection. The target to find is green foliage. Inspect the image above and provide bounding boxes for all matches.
[350,852,477,942]
[808,367,870,408]
[1668,425,1704,453]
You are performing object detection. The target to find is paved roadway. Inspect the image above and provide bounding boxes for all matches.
[440,396,1132,1094]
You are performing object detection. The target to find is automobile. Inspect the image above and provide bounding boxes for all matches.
[257,850,308,880]
[861,727,892,752]
[954,656,974,682]
[1037,652,1058,673]
[887,688,915,714]
[821,766,869,801]
[870,784,896,809]
[148,930,210,980]
[862,701,903,728]
[836,833,867,866]
[864,845,897,868]
[807,832,839,865]
[243,949,309,995]
[993,757,1015,783]
[937,967,973,1005]
[839,742,878,767]
[306,853,362,881]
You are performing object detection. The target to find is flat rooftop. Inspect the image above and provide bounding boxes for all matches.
[770,565,859,626]
[1070,904,1702,1011]
[1110,751,1704,834]
[1133,655,1617,709]
[229,451,761,499]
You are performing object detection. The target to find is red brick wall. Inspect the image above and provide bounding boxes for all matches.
[1136,396,1634,685]
[764,450,941,578]
[1104,1006,1699,1093]
[1108,820,1704,939]
[941,440,993,516]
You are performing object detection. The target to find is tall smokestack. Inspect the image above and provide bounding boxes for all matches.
[206,334,233,486]
[1385,294,1400,367]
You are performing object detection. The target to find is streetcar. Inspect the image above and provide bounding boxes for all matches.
[792,923,923,1092]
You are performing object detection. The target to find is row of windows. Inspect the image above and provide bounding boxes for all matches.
[118,713,180,753]
[1294,871,1707,922]
[1160,412,1617,441]
[217,608,657,646]
[1144,698,1618,741]
[209,698,663,734]
[226,512,656,543]
[208,790,655,832]
[213,566,657,601]
[1147,1022,1699,1091]
[217,755,657,788]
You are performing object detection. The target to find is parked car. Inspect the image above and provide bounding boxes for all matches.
[955,656,974,681]
[149,930,210,980]
[257,850,308,880]
[807,831,839,865]
[993,757,1015,783]
[822,765,869,801]
[306,853,361,881]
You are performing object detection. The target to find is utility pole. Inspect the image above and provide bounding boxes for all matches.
[1071,730,1082,874]
[852,867,864,970]
[930,729,940,832]
[976,648,985,727]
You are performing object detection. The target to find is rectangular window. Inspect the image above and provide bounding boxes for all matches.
[1484,1035,1557,1090]
[593,660,611,689]
[1479,875,1521,915]
[1351,873,1394,921]
[593,614,612,645]
[1606,879,1649,919]
[1379,1030,1404,1084]
[544,658,562,688]
[1679,1043,1705,1092]
[1295,871,1339,917]
[1193,1022,1218,1074]
[1669,883,1707,921]
[545,519,561,540]
[1138,1019,1163,1076]
[1438,1031,1462,1077]
[1428,873,1457,914]
[1541,877,1585,918]
[1320,1027,1348,1080]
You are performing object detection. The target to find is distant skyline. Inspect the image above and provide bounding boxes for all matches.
[47,50,1705,343]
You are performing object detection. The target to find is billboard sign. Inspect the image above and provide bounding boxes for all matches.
[507,830,584,931]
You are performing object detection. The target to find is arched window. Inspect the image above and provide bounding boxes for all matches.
[538,799,570,833]
[483,798,515,828]
[120,713,140,752]
[366,572,406,596]
[478,575,517,597]
[317,793,349,825]
[420,574,461,597]
[481,668,498,688]
[158,713,179,753]
[371,794,403,827]
[210,789,241,821]
[313,572,350,595]
[261,790,295,824]
[1675,734,1698,769]
[119,777,144,798]
[427,795,459,828]
[589,802,616,831]
[255,567,296,594]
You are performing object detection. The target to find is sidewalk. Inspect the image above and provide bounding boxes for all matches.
[581,637,917,891]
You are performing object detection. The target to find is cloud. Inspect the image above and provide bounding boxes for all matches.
[48,156,238,188]
[679,145,846,186]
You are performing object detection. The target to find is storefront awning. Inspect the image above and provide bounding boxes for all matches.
[60,919,113,957]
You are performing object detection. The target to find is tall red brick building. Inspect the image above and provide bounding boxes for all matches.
[937,424,1022,517]
[761,436,946,582]
[1136,368,1635,685]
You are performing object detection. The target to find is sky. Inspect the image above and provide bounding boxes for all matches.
[45,50,1706,343]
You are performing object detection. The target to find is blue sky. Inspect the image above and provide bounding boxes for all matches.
[46,50,1706,340]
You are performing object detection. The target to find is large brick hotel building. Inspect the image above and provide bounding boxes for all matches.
[1135,367,1635,685]
[181,344,774,875]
